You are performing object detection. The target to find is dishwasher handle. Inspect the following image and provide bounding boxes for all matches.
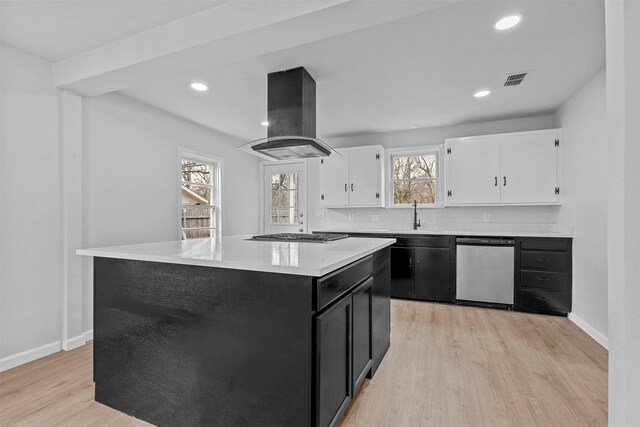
[456,237,515,246]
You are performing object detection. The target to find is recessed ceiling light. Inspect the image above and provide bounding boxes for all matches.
[190,82,208,92]
[261,121,269,126]
[408,125,421,129]
[474,90,491,98]
[494,14,522,31]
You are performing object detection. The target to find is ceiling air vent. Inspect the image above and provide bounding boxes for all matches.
[504,72,528,87]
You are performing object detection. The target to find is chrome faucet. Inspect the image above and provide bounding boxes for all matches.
[413,200,421,230]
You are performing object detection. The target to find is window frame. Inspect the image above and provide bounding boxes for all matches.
[178,147,223,239]
[385,145,444,208]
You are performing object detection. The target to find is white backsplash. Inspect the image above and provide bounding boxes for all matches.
[309,205,572,235]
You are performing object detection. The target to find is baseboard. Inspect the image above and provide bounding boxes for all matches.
[0,341,62,372]
[83,329,93,342]
[568,312,609,350]
[63,334,86,351]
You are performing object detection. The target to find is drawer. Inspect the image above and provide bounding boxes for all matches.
[315,255,373,311]
[392,236,451,248]
[521,270,568,291]
[521,251,568,271]
[519,289,571,315]
[520,239,570,251]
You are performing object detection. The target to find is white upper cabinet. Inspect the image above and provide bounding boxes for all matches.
[319,151,349,207]
[499,131,560,204]
[446,137,501,205]
[445,129,562,206]
[320,145,385,208]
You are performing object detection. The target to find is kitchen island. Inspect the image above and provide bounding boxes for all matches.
[77,235,395,427]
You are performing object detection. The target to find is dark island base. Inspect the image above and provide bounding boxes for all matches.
[93,250,390,427]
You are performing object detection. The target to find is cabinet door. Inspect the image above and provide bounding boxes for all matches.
[414,248,453,302]
[320,153,349,207]
[390,247,414,298]
[352,278,373,394]
[349,146,382,207]
[446,138,500,205]
[500,131,560,204]
[315,295,352,427]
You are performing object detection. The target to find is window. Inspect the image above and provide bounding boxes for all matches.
[180,154,219,239]
[391,151,439,206]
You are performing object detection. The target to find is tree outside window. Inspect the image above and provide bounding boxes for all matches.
[392,154,437,205]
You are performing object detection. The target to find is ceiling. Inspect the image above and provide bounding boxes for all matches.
[0,0,229,61]
[1,0,605,141]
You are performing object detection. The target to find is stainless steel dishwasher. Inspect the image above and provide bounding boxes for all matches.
[456,237,515,305]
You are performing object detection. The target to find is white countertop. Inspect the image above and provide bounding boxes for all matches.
[76,235,396,277]
[314,228,573,238]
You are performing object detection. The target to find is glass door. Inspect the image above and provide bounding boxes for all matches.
[263,162,306,234]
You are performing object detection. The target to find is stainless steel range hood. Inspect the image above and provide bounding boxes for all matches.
[239,67,337,161]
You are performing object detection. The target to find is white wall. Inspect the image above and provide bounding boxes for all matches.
[553,69,608,346]
[308,115,560,231]
[1,43,260,367]
[1,44,62,360]
[605,0,640,424]
[82,92,260,332]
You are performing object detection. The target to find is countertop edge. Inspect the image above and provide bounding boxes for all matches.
[76,238,396,277]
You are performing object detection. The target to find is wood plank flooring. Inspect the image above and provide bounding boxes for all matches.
[0,300,607,426]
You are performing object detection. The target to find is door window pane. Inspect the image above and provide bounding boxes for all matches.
[270,172,299,225]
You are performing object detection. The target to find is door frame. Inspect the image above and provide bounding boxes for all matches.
[259,159,308,234]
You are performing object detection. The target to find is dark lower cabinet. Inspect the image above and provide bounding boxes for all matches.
[315,294,352,427]
[315,277,374,427]
[414,247,453,301]
[93,249,391,427]
[389,237,455,303]
[352,278,373,393]
[515,237,572,315]
[390,247,414,298]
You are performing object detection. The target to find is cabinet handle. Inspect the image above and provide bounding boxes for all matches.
[503,176,507,186]
[536,296,547,301]
[494,176,498,186]
[351,183,354,191]
[345,183,348,192]
[536,257,549,262]
[537,276,549,281]
[409,258,412,269]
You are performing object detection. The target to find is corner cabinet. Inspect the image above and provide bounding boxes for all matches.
[319,145,385,208]
[445,129,562,206]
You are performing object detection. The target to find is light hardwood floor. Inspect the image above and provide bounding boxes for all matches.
[1,300,607,426]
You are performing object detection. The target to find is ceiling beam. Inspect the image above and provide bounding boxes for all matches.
[52,0,455,96]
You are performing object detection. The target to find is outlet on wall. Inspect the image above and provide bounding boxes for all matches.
[348,213,355,222]
[371,214,381,222]
[483,213,491,223]
[315,209,326,218]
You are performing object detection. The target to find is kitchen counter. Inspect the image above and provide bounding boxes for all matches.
[77,235,396,276]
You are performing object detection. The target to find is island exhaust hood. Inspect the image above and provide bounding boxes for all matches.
[239,67,337,161]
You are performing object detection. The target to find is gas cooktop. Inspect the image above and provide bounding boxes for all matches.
[250,233,348,243]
